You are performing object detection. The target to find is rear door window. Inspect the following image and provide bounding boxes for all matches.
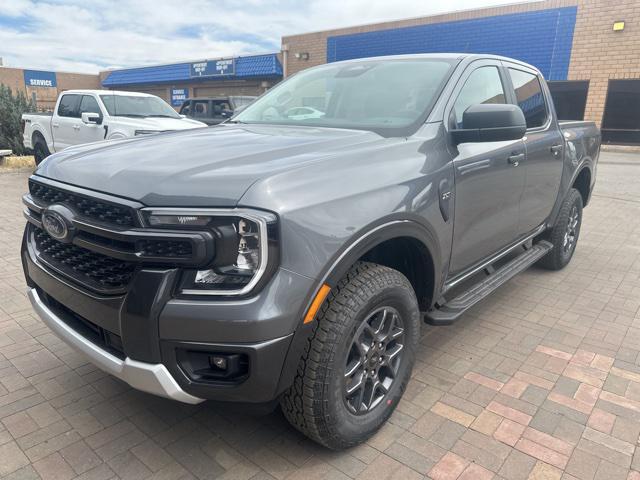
[57,94,81,118]
[508,68,548,129]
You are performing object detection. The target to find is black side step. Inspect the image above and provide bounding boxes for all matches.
[424,240,553,326]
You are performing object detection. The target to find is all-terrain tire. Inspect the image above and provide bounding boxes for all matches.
[280,261,420,449]
[537,188,583,270]
[33,134,51,165]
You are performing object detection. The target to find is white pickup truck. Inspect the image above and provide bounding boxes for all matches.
[22,90,206,164]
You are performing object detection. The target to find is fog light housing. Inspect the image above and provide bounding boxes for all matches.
[176,349,249,383]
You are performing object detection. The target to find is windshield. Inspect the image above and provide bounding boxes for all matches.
[100,94,180,118]
[233,59,455,136]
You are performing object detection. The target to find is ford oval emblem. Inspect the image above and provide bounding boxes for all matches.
[42,208,73,242]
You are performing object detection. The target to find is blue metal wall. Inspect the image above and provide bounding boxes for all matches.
[102,54,282,87]
[326,7,577,80]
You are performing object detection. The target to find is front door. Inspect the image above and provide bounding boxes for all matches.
[447,62,526,276]
[77,95,105,145]
[506,66,564,235]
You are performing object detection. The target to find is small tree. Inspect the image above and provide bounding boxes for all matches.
[0,85,36,155]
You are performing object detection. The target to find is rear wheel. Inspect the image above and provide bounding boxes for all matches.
[33,135,50,165]
[280,261,420,449]
[537,188,583,270]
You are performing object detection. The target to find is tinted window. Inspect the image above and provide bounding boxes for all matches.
[57,94,81,118]
[509,69,547,128]
[212,100,231,118]
[79,95,101,115]
[234,59,455,136]
[453,67,506,128]
[192,101,209,117]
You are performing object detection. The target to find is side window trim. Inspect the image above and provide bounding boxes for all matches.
[503,63,552,132]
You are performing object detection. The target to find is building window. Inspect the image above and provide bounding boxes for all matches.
[548,81,589,121]
[602,79,640,145]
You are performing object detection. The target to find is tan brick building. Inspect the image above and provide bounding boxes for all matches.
[0,66,100,111]
[282,0,640,144]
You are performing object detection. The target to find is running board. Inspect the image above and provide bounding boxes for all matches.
[424,240,553,326]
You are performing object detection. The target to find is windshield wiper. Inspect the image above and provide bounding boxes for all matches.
[146,114,179,118]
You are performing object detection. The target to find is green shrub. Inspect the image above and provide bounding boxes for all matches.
[0,85,36,155]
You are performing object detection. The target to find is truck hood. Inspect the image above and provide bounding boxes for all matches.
[35,124,383,206]
[110,115,206,130]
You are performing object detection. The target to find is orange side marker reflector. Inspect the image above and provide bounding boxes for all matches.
[303,284,331,324]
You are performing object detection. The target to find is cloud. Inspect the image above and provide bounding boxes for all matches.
[0,0,522,73]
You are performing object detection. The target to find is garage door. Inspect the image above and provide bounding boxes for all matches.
[548,81,589,121]
[602,79,640,145]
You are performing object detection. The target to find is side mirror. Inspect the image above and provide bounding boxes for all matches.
[81,112,102,125]
[451,104,526,144]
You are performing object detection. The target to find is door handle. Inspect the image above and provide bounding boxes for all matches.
[52,123,59,128]
[550,144,563,157]
[73,125,80,130]
[508,153,524,166]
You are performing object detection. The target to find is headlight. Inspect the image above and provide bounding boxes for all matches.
[134,130,163,136]
[142,208,278,296]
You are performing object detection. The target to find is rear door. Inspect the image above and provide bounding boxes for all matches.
[505,65,564,235]
[52,94,81,151]
[447,61,526,276]
[77,95,105,145]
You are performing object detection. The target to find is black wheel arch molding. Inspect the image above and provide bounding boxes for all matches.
[275,214,443,397]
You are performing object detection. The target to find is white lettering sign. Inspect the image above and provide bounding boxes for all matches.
[29,79,53,87]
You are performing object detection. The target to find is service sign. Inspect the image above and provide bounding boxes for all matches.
[171,88,189,107]
[24,70,57,88]
[190,59,235,78]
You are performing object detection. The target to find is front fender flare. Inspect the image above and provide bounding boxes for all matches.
[275,216,442,396]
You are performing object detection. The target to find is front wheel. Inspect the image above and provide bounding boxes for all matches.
[537,188,583,270]
[280,261,420,449]
[33,137,51,165]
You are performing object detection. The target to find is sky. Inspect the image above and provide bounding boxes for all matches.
[1,0,525,74]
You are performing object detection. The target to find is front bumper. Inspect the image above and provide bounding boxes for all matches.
[28,288,203,404]
[23,239,315,404]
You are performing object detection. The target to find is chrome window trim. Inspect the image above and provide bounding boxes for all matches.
[141,207,276,296]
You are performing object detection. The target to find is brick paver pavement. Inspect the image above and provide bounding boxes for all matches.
[1,151,639,479]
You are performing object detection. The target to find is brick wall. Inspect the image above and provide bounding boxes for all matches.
[282,0,640,126]
[0,66,100,111]
[567,0,640,125]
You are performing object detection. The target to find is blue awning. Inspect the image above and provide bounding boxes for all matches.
[102,53,282,87]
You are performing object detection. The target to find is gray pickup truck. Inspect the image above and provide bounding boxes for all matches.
[21,54,599,449]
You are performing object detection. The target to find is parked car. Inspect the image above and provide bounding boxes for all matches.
[21,54,599,449]
[22,90,206,164]
[179,96,256,125]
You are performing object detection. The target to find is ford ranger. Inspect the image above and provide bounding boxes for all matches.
[21,54,600,449]
[22,90,206,164]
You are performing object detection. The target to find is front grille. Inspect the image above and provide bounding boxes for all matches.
[33,227,136,292]
[137,239,193,258]
[29,180,136,227]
